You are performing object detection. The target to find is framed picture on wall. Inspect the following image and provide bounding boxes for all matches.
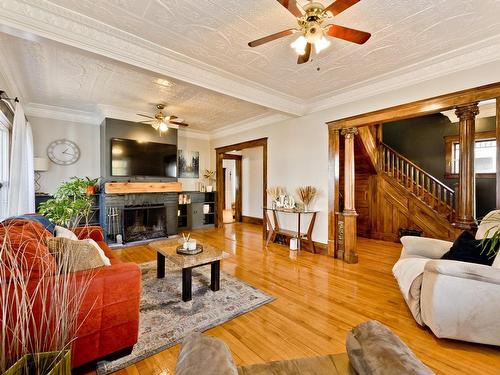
[178,150,200,178]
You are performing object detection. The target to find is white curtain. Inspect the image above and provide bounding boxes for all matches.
[7,103,35,216]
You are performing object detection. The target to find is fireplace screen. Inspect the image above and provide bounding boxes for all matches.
[123,205,168,242]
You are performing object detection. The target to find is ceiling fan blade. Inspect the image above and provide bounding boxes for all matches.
[276,0,303,17]
[326,25,371,44]
[248,28,296,47]
[139,120,154,123]
[324,0,360,16]
[169,115,178,120]
[136,113,154,119]
[297,42,312,64]
[169,121,189,127]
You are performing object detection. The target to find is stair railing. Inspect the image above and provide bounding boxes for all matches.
[379,143,455,217]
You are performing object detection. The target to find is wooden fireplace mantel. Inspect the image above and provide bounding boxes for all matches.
[104,182,183,194]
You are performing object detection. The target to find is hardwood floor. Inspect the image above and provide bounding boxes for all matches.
[80,223,500,375]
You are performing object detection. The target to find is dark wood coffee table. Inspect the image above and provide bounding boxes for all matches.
[149,239,230,302]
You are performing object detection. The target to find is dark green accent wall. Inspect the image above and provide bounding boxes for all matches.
[383,114,496,218]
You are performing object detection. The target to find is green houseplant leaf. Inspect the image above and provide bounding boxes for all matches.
[38,177,94,226]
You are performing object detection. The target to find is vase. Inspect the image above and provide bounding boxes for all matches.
[5,351,71,375]
[206,185,213,192]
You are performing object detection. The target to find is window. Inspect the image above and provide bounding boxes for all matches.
[445,131,496,178]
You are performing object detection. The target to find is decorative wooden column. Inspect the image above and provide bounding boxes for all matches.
[453,103,479,231]
[341,128,359,264]
[328,128,340,257]
[496,98,500,209]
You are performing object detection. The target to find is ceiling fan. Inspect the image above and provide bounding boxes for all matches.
[137,104,189,135]
[248,0,371,64]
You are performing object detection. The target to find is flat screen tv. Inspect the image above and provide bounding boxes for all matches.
[111,138,177,178]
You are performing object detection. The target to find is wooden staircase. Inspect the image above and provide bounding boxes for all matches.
[348,126,457,241]
[379,144,455,221]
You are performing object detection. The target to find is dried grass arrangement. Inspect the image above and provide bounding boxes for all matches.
[0,221,97,374]
[296,186,318,210]
[267,186,286,202]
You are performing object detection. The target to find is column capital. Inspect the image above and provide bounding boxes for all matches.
[341,127,359,138]
[455,103,479,120]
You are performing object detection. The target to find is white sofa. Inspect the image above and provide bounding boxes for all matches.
[392,210,500,346]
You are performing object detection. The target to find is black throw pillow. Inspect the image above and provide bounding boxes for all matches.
[441,230,494,266]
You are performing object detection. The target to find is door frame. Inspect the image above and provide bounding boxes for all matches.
[221,153,242,223]
[215,138,268,238]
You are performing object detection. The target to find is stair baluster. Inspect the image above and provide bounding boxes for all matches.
[379,143,455,220]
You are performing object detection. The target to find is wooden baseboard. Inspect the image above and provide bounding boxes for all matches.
[313,241,328,255]
[241,216,263,225]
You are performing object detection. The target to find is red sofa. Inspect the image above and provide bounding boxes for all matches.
[0,220,141,368]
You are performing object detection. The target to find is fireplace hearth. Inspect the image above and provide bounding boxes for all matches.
[123,205,168,242]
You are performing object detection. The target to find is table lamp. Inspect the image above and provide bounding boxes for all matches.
[34,157,50,193]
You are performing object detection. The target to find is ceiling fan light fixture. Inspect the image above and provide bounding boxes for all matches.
[291,35,307,55]
[158,122,169,134]
[314,36,331,53]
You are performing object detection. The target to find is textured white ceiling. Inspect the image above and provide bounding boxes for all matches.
[44,0,500,99]
[0,33,269,131]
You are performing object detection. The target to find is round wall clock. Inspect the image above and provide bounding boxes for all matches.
[47,139,81,165]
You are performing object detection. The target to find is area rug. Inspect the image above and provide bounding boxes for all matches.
[96,261,274,374]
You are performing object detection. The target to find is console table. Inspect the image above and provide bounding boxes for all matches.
[263,207,318,253]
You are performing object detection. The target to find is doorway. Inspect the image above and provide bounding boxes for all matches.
[215,138,268,238]
[221,153,242,224]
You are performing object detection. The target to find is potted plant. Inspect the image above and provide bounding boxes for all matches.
[0,221,96,374]
[84,177,99,196]
[38,177,94,226]
[203,170,216,192]
[479,213,500,259]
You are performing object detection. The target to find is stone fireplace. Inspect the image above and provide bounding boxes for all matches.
[123,205,168,242]
[102,192,178,244]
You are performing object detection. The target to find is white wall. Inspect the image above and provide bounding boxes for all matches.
[211,60,500,244]
[222,159,235,209]
[241,147,263,219]
[177,133,211,191]
[30,116,100,193]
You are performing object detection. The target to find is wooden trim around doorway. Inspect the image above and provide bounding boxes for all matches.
[327,81,500,130]
[215,138,268,238]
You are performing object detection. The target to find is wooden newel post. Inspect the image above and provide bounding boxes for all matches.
[341,127,359,264]
[453,103,479,231]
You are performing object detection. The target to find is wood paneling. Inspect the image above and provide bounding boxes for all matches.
[76,223,500,375]
[104,182,182,194]
[370,175,455,241]
[327,81,500,130]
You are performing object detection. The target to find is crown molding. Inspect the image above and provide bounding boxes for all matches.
[210,112,291,140]
[305,34,500,114]
[25,103,102,125]
[178,128,210,141]
[0,0,305,116]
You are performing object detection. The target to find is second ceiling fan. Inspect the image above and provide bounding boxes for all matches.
[248,0,371,64]
[137,104,189,135]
